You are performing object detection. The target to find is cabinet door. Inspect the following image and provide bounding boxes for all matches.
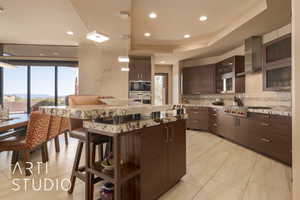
[144,58,152,81]
[134,58,145,81]
[186,107,209,131]
[218,111,235,140]
[129,59,135,81]
[141,125,167,200]
[167,120,186,188]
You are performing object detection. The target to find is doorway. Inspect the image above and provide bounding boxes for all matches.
[154,73,168,105]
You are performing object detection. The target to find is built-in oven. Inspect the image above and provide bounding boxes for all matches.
[129,91,152,104]
[129,81,151,92]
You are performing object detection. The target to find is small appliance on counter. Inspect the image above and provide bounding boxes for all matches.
[212,98,224,106]
[100,182,114,200]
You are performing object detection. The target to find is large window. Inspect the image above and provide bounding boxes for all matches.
[58,67,78,105]
[31,67,55,110]
[3,66,28,113]
[0,65,78,113]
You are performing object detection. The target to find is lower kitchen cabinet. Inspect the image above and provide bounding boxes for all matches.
[141,120,186,200]
[186,107,209,131]
[217,111,292,165]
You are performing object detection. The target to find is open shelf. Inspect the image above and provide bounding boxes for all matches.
[87,162,141,184]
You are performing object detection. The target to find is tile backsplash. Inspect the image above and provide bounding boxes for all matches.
[183,73,291,108]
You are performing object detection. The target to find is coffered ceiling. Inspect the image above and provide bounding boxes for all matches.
[0,0,291,61]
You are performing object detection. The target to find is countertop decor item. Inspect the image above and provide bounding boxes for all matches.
[100,182,114,200]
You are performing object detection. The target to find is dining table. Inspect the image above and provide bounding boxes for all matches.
[0,113,29,140]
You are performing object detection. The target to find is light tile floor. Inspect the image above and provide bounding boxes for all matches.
[0,130,292,200]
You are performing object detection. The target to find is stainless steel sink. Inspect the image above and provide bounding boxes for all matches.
[247,106,272,110]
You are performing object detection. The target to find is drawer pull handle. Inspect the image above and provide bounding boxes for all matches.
[261,122,270,127]
[260,138,271,143]
[212,114,217,116]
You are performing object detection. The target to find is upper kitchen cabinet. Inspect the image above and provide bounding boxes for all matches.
[263,34,291,91]
[182,64,216,95]
[129,56,152,81]
[216,56,245,94]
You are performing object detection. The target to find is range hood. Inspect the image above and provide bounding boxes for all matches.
[244,36,263,73]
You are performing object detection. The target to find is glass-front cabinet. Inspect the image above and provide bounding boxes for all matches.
[263,34,291,91]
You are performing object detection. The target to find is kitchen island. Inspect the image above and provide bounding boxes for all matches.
[40,104,187,200]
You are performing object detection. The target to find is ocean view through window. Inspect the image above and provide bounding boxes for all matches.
[2,65,78,113]
[3,66,28,113]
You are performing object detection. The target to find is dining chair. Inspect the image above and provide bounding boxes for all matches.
[45,115,62,159]
[0,112,51,176]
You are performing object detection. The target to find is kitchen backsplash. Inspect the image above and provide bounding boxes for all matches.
[183,92,291,107]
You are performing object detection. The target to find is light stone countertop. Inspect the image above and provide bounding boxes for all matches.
[39,104,180,119]
[182,104,292,116]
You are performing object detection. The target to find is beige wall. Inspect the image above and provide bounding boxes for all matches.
[292,0,300,199]
[78,43,128,98]
[154,64,173,104]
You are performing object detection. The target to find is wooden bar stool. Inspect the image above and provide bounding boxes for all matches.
[68,128,111,194]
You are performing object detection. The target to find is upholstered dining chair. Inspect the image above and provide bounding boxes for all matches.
[0,112,51,176]
[45,115,62,159]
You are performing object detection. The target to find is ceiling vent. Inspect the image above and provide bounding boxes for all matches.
[244,36,263,73]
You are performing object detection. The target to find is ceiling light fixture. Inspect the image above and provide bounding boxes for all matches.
[86,31,110,43]
[118,56,130,63]
[149,12,157,19]
[66,31,74,35]
[121,67,130,72]
[0,62,16,69]
[160,61,166,64]
[199,16,208,21]
[144,32,151,37]
[184,34,191,38]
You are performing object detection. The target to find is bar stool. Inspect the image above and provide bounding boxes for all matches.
[68,128,111,194]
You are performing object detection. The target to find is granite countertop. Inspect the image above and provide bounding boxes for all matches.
[39,104,179,119]
[84,114,188,135]
[182,104,292,116]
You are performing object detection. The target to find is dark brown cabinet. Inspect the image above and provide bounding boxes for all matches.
[216,56,245,94]
[141,120,186,200]
[182,65,216,95]
[186,107,209,131]
[209,108,219,135]
[129,56,151,81]
[263,34,292,91]
[217,111,292,165]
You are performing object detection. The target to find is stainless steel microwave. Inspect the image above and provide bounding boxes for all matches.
[129,81,151,92]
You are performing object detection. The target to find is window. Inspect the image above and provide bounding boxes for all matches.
[57,67,78,105]
[3,66,28,113]
[31,67,55,110]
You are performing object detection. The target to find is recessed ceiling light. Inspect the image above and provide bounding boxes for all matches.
[149,12,157,19]
[199,16,208,21]
[184,34,191,38]
[144,32,151,37]
[86,31,110,43]
[66,31,74,35]
[160,61,166,64]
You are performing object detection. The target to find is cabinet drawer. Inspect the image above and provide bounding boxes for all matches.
[247,131,292,164]
[187,119,208,130]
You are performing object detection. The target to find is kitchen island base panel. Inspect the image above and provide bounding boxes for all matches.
[85,119,186,200]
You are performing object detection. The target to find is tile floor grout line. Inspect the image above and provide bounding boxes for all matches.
[239,154,259,200]
[190,142,232,200]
